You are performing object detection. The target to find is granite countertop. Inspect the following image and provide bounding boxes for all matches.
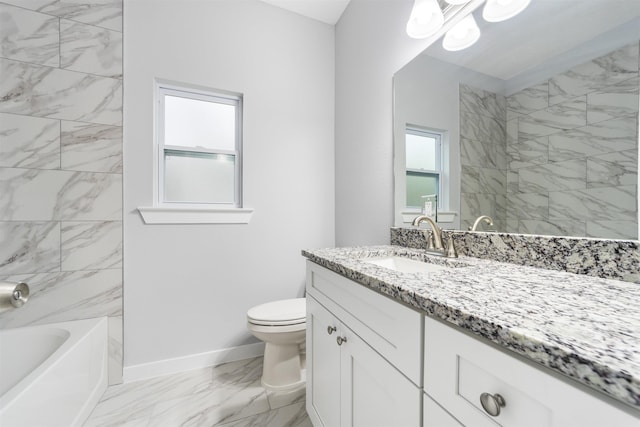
[302,245,640,410]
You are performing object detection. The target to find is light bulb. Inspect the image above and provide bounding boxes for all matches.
[406,0,445,39]
[442,14,480,51]
[482,0,531,22]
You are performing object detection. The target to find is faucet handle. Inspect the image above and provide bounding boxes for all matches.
[426,231,436,250]
[445,234,458,258]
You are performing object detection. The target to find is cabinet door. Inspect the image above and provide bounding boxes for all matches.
[340,325,421,427]
[307,296,341,427]
[424,393,463,427]
[424,317,640,427]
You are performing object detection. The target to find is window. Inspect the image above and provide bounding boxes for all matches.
[405,126,442,209]
[138,81,252,224]
[158,83,242,206]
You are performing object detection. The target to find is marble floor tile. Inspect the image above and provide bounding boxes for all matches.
[84,357,310,427]
[146,378,270,427]
[217,402,311,427]
[266,383,306,410]
[85,366,222,426]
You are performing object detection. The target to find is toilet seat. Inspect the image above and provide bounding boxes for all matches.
[247,298,306,326]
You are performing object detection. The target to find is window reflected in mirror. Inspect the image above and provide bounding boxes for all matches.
[405,127,442,210]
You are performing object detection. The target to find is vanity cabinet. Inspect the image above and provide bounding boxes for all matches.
[306,262,422,427]
[424,316,639,427]
[307,296,421,427]
[305,260,639,427]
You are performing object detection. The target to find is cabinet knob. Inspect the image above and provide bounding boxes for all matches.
[337,336,347,346]
[327,326,337,335]
[480,392,505,417]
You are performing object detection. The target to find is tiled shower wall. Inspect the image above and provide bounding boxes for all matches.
[459,84,507,231]
[460,41,639,239]
[0,0,123,384]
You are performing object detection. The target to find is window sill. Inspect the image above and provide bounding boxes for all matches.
[138,206,254,224]
[401,210,457,224]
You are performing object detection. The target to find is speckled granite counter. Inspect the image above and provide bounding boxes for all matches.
[302,245,640,410]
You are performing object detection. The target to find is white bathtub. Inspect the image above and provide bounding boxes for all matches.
[0,318,108,426]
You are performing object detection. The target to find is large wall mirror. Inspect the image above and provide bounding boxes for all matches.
[393,0,640,240]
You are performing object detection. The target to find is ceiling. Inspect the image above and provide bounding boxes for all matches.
[423,0,640,82]
[258,0,351,25]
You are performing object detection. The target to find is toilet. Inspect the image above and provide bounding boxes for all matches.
[247,298,306,391]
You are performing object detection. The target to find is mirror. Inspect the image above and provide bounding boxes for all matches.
[393,0,640,239]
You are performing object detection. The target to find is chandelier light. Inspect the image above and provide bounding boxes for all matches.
[406,0,445,39]
[442,14,481,51]
[482,0,531,22]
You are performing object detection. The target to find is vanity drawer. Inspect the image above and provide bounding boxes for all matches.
[306,261,422,385]
[424,316,639,427]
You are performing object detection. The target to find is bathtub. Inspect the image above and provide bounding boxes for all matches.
[0,318,108,426]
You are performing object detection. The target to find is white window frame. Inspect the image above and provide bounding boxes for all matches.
[405,126,443,209]
[138,79,253,224]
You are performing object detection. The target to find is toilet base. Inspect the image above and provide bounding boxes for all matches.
[261,369,306,392]
[261,341,306,392]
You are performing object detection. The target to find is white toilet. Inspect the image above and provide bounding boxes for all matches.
[247,298,306,391]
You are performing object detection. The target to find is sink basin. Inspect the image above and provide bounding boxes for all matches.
[365,256,451,274]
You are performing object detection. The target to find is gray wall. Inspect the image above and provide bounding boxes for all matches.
[0,0,123,384]
[335,0,435,246]
[124,0,335,370]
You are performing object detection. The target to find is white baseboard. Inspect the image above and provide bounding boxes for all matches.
[123,342,265,383]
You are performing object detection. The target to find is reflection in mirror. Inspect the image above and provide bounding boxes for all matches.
[393,0,640,239]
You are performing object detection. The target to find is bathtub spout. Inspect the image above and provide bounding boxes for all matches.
[0,281,29,312]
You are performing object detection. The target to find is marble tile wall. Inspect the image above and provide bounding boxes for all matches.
[459,84,507,231]
[460,42,639,239]
[0,0,123,384]
[506,42,639,239]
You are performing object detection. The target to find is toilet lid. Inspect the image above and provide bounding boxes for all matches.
[247,298,306,326]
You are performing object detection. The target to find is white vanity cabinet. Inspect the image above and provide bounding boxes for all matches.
[306,262,422,427]
[305,260,640,427]
[424,316,639,427]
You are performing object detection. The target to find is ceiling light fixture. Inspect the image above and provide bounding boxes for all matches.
[406,0,445,39]
[482,0,531,22]
[442,14,480,51]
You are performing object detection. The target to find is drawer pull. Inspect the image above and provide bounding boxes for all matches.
[337,336,347,346]
[327,326,337,335]
[480,392,505,417]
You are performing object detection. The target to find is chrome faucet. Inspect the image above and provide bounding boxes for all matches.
[469,215,494,231]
